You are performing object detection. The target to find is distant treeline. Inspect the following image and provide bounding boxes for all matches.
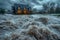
[0,6,60,14]
[40,2,60,14]
[38,7,60,14]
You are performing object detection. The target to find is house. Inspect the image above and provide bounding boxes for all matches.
[12,3,32,14]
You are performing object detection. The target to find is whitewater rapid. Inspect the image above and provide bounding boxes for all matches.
[0,14,60,40]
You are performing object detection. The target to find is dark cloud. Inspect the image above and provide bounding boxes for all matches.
[0,0,60,11]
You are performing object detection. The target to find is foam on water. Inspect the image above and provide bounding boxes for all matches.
[0,14,60,40]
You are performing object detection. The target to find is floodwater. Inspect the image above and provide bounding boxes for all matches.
[0,14,60,40]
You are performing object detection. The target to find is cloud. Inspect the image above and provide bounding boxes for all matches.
[0,0,60,11]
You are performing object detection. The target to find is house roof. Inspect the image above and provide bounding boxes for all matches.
[13,3,31,10]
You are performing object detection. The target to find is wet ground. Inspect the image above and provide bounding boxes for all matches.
[0,14,60,40]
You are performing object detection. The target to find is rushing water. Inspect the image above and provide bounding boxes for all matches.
[0,14,60,40]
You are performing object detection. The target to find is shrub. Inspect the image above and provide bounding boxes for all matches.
[0,8,6,14]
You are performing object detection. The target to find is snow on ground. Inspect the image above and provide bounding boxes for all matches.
[0,14,60,40]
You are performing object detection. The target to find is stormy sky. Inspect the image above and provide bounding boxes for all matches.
[0,0,60,11]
